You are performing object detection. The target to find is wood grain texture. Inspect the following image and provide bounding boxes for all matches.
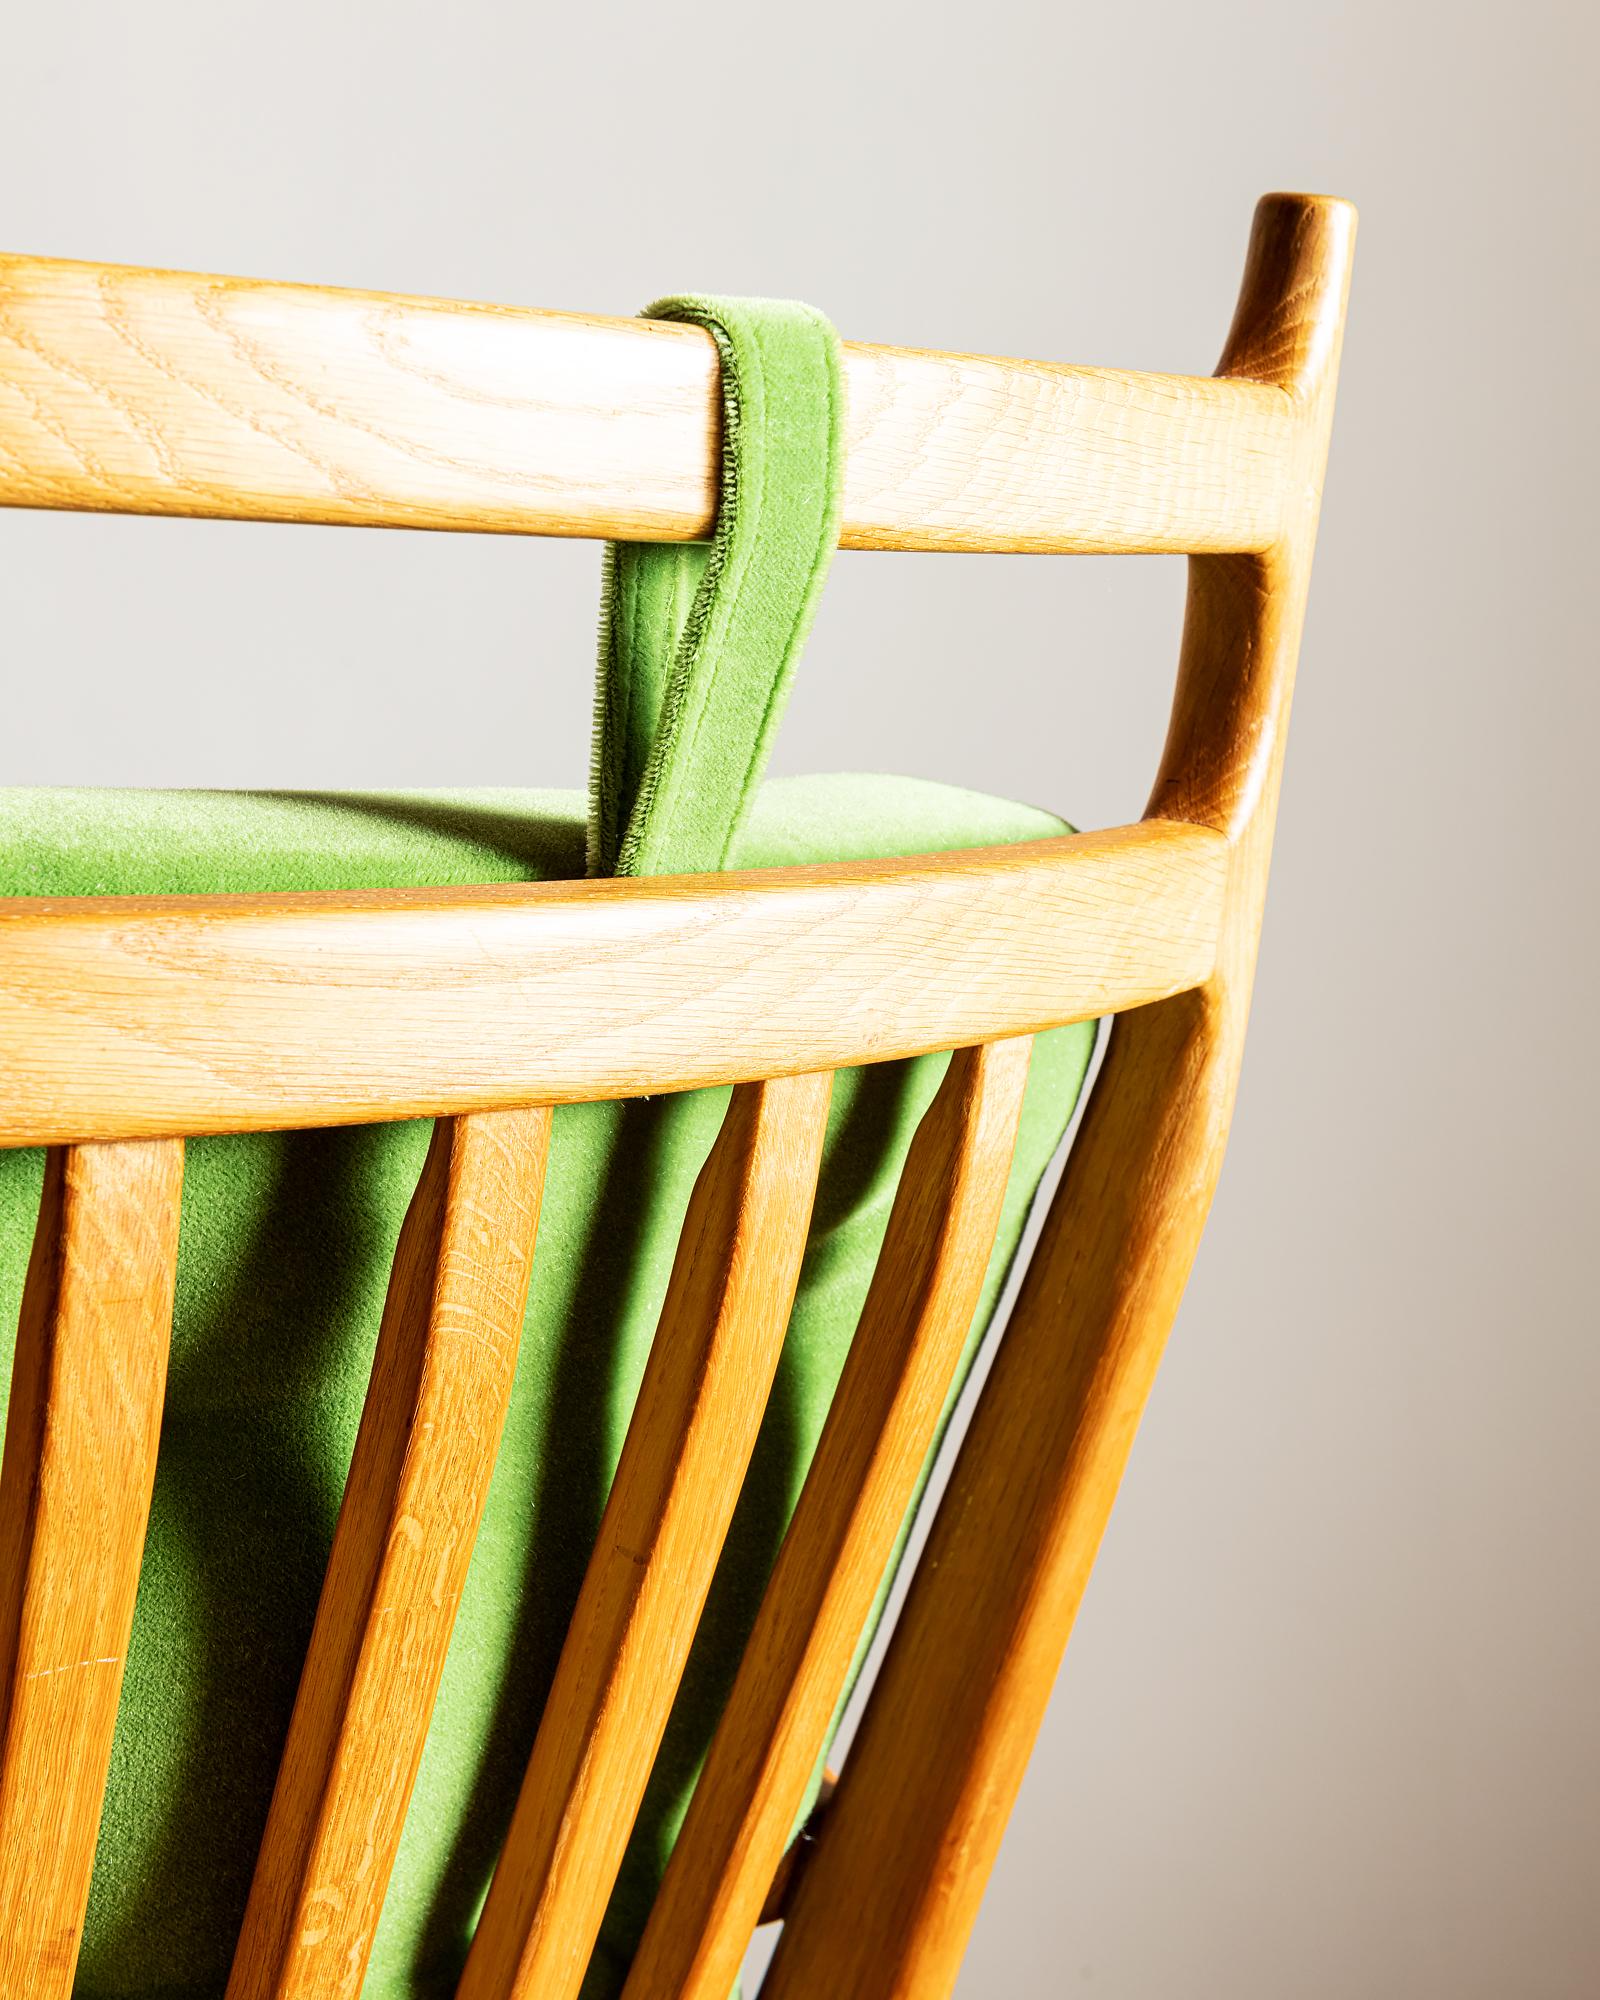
[0,821,1225,1149]
[623,1037,1033,2000]
[226,1107,551,2000]
[0,192,1355,1997]
[0,253,1294,555]
[0,1138,184,1997]
[456,1072,832,2000]
[762,190,1357,2000]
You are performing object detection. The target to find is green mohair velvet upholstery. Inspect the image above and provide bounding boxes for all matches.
[0,299,1097,1998]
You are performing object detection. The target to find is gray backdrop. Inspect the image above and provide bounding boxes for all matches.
[5,3,1596,1995]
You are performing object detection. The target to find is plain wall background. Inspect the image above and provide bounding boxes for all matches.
[5,3,1596,1994]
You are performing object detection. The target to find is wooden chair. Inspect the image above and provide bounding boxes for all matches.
[0,191,1355,1999]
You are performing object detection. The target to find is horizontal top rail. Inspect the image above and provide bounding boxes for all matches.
[0,821,1226,1146]
[0,253,1296,555]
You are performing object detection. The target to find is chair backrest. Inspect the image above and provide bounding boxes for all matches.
[0,191,1354,2000]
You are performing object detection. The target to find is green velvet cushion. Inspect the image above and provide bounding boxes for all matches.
[0,777,1095,1999]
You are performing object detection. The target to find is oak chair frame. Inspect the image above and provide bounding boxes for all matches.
[0,191,1354,1999]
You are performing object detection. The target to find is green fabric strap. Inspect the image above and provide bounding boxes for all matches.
[588,296,844,879]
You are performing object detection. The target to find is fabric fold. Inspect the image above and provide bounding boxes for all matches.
[589,295,844,880]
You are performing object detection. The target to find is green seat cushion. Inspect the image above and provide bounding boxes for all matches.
[0,775,1095,1999]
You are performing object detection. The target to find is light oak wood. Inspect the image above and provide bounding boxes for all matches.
[456,1072,832,2000]
[623,1036,1033,2000]
[762,190,1357,2000]
[0,1139,184,1997]
[0,821,1226,1148]
[0,191,1355,2000]
[0,253,1295,555]
[226,1107,551,2000]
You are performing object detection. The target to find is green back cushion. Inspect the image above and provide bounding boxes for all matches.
[0,779,1095,1999]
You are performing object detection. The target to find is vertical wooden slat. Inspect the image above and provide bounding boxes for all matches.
[457,1070,833,2000]
[226,1106,552,2000]
[0,1137,184,1997]
[762,191,1357,2000]
[620,1037,1033,2000]
[762,994,1229,2000]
